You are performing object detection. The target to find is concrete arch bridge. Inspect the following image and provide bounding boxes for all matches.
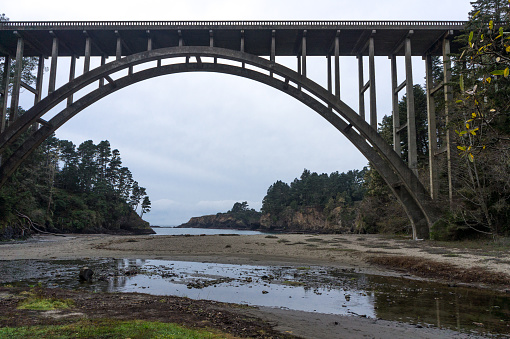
[0,21,466,239]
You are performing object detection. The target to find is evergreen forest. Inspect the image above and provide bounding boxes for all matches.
[0,135,153,238]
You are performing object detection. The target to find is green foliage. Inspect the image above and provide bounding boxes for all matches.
[140,196,152,217]
[448,0,510,236]
[262,168,366,215]
[261,168,366,229]
[0,135,151,238]
[17,290,74,311]
[0,319,229,339]
[429,213,484,241]
[226,201,261,226]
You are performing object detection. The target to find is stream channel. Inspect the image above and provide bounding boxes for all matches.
[1,257,509,337]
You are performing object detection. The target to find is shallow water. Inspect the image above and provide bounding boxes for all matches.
[1,258,509,337]
[151,227,267,236]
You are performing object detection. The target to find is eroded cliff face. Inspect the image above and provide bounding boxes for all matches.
[259,206,355,233]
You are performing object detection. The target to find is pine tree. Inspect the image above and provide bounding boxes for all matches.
[140,196,151,217]
[469,0,508,22]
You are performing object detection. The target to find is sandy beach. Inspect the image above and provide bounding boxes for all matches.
[2,233,509,277]
[1,233,507,338]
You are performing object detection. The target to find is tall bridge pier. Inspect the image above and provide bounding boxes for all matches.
[0,20,466,239]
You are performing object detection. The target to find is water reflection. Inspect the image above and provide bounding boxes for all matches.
[1,258,509,336]
[370,275,510,335]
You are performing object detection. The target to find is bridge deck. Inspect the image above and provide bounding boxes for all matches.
[0,21,466,58]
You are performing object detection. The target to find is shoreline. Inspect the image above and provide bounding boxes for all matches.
[1,233,509,289]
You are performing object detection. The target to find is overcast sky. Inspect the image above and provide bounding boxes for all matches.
[3,1,473,225]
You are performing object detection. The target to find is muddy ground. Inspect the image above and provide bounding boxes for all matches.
[0,286,485,339]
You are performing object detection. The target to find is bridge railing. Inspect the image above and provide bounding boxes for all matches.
[0,20,468,29]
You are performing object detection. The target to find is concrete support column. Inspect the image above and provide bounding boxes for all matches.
[10,35,24,122]
[390,54,401,156]
[31,55,44,131]
[84,35,91,73]
[357,55,365,120]
[405,35,418,175]
[99,55,106,87]
[146,30,152,51]
[271,30,276,62]
[0,55,11,133]
[270,30,275,76]
[369,35,377,129]
[210,30,217,64]
[240,30,245,69]
[67,55,76,107]
[334,32,340,99]
[327,54,332,93]
[302,30,307,77]
[443,36,454,206]
[116,32,122,61]
[327,54,332,112]
[48,34,59,94]
[297,55,302,90]
[425,54,439,200]
[34,56,44,104]
[0,55,7,164]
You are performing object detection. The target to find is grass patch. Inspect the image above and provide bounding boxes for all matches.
[264,235,278,239]
[17,289,74,311]
[296,266,311,270]
[0,319,232,339]
[368,255,510,286]
[18,298,73,311]
[442,253,461,258]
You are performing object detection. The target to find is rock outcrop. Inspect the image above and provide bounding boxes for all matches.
[179,213,261,230]
[179,206,357,234]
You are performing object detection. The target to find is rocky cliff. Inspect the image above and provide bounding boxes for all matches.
[179,205,357,234]
[179,213,261,230]
[259,206,356,233]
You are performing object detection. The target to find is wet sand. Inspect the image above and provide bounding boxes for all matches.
[0,233,504,338]
[2,233,508,276]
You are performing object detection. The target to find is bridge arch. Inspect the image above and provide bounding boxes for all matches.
[0,46,439,239]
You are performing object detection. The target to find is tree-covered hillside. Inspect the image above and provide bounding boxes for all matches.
[0,136,153,238]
